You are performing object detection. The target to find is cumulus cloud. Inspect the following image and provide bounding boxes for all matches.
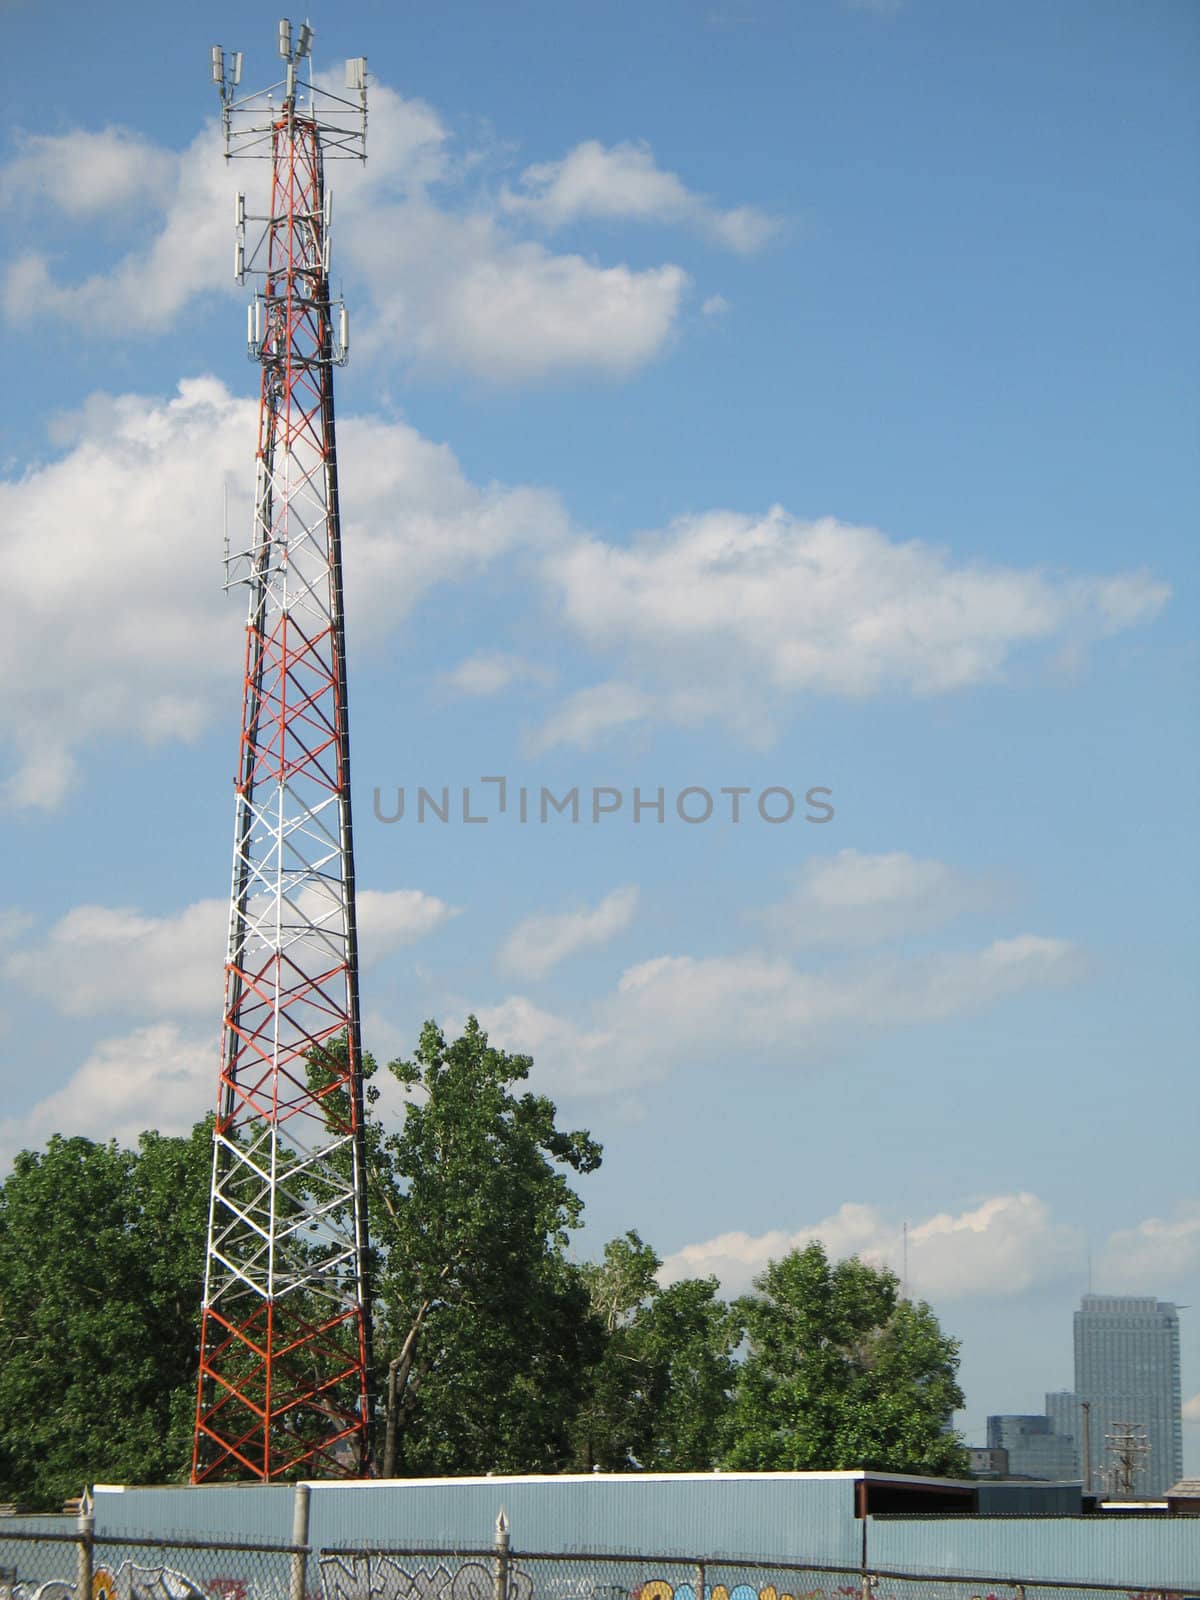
[5,124,231,333]
[1097,1204,1200,1292]
[442,653,557,697]
[0,125,178,218]
[5,379,1167,806]
[5,900,226,1017]
[0,377,562,808]
[356,889,460,956]
[346,198,688,383]
[2,86,703,383]
[0,909,33,944]
[498,885,640,980]
[501,139,779,254]
[478,932,1085,1100]
[1184,1394,1200,1425]
[533,508,1169,745]
[3,887,455,1019]
[524,681,658,753]
[759,849,1000,947]
[660,1192,1085,1301]
[0,1022,215,1171]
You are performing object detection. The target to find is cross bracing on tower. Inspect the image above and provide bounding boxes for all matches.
[193,18,373,1484]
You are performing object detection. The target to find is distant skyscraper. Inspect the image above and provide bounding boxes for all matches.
[1046,1294,1183,1497]
[986,1414,1077,1480]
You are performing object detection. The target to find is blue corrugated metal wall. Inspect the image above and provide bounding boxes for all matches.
[871,1514,1199,1587]
[86,1476,1200,1590]
[92,1475,862,1565]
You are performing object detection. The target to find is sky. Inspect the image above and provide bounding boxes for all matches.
[1,0,1197,1472]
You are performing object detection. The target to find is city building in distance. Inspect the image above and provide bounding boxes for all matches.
[1047,1294,1183,1497]
[986,1414,1077,1481]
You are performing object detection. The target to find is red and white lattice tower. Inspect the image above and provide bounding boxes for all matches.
[193,21,373,1482]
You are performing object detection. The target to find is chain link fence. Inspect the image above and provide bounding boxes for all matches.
[0,1524,1191,1600]
[312,1544,1195,1600]
[0,1528,298,1600]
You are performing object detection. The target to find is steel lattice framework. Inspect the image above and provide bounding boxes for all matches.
[193,23,373,1483]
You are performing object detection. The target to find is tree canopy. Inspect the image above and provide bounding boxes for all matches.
[720,1241,968,1477]
[0,1022,970,1504]
[570,1231,741,1471]
[371,1017,603,1476]
[0,1122,212,1508]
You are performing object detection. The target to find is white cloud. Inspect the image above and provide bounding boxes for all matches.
[479,932,1085,1100]
[0,379,249,806]
[0,1022,214,1171]
[760,849,999,947]
[5,124,231,333]
[534,508,1169,744]
[1184,1393,1200,1425]
[524,681,657,753]
[498,885,640,980]
[1098,1204,1200,1292]
[5,378,1168,808]
[5,899,225,1017]
[0,909,33,944]
[338,89,694,384]
[662,1195,1200,1310]
[0,126,178,218]
[345,193,688,382]
[3,888,454,1019]
[660,1192,1085,1301]
[357,888,460,958]
[470,994,615,1097]
[2,86,699,383]
[442,653,556,697]
[0,377,562,809]
[501,139,779,254]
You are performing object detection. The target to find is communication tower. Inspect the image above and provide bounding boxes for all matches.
[193,19,373,1482]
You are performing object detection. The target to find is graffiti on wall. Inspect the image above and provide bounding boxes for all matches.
[636,1582,859,1600]
[5,1562,204,1600]
[0,1557,1186,1600]
[632,1582,1185,1600]
[318,1556,532,1600]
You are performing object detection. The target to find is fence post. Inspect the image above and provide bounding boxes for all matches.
[290,1482,311,1600]
[76,1502,94,1600]
[494,1510,510,1600]
[695,1561,706,1600]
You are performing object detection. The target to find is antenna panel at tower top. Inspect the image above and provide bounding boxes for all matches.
[210,16,368,162]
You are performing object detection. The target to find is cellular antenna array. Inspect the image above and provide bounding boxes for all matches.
[193,18,373,1483]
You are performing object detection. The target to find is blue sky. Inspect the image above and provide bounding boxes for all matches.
[1,0,1197,1469]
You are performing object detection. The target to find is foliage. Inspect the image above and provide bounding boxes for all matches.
[0,1026,973,1495]
[371,1017,603,1475]
[721,1241,968,1476]
[0,1122,212,1508]
[637,1275,743,1469]
[571,1231,741,1471]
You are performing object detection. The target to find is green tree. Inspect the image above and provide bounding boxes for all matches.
[721,1242,968,1476]
[638,1275,742,1469]
[372,1017,603,1476]
[0,1123,212,1508]
[571,1231,741,1471]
